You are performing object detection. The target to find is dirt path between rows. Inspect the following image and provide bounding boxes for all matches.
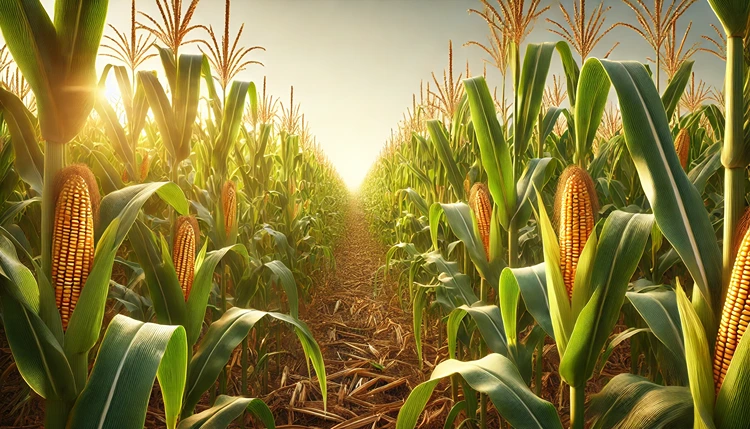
[267,196,448,429]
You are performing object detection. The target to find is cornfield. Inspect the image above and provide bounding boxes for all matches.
[0,0,749,428]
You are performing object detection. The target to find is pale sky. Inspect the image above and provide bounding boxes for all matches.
[5,0,725,188]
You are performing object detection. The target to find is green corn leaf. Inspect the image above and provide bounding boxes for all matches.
[0,87,44,193]
[536,189,572,355]
[506,264,554,338]
[97,182,189,243]
[0,283,76,401]
[574,59,609,164]
[464,76,514,230]
[589,373,693,429]
[214,80,252,174]
[128,222,187,327]
[499,269,519,347]
[67,315,187,429]
[396,354,562,429]
[706,0,750,37]
[555,41,580,107]
[185,244,248,347]
[264,260,299,318]
[95,98,136,179]
[177,395,275,429]
[514,42,557,160]
[570,230,598,320]
[200,55,222,119]
[427,120,465,201]
[661,60,694,120]
[578,58,723,336]
[512,157,556,226]
[675,283,716,429]
[397,188,430,217]
[429,202,500,288]
[560,211,653,388]
[0,0,106,143]
[182,308,326,416]
[138,71,180,159]
[66,183,189,374]
[626,288,686,364]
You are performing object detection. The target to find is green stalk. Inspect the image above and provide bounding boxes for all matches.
[41,142,66,279]
[535,340,543,395]
[570,385,585,429]
[508,221,519,268]
[45,399,74,429]
[722,36,746,306]
[240,335,249,429]
[480,392,488,429]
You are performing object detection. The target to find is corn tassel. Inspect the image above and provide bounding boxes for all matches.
[51,165,100,330]
[469,183,492,258]
[715,221,750,391]
[554,165,598,298]
[674,128,690,170]
[222,180,237,237]
[173,216,199,300]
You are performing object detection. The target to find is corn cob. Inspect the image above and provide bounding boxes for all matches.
[139,152,150,181]
[469,182,492,258]
[732,208,750,262]
[554,165,598,298]
[222,180,237,237]
[674,128,690,170]
[715,221,750,390]
[51,165,100,330]
[121,153,150,182]
[173,216,199,300]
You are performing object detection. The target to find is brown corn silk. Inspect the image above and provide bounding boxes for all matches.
[554,165,598,298]
[222,180,237,237]
[468,182,492,258]
[173,216,199,299]
[674,128,690,170]
[715,218,750,391]
[52,165,100,329]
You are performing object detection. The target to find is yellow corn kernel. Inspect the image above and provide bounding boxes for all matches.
[139,152,150,181]
[173,216,198,300]
[674,129,690,170]
[554,165,598,298]
[469,182,492,258]
[222,180,237,237]
[715,221,750,391]
[52,165,100,330]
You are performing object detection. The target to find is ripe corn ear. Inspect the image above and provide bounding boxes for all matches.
[51,165,100,330]
[715,222,750,391]
[222,180,237,237]
[469,183,492,257]
[674,128,690,170]
[732,208,750,262]
[554,165,598,298]
[173,216,199,300]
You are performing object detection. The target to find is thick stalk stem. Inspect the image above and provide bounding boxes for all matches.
[570,385,585,429]
[508,222,518,268]
[42,142,66,279]
[722,37,746,307]
[480,392,488,429]
[535,340,543,395]
[45,400,74,429]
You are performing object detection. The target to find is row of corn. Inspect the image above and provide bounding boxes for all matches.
[363,0,750,427]
[0,0,345,428]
